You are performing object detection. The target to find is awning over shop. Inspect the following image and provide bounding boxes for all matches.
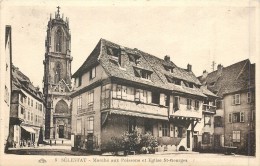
[21,126,36,133]
[107,109,168,120]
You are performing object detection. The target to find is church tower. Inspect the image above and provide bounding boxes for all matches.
[43,7,72,139]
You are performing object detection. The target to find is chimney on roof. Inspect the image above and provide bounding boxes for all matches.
[164,55,170,62]
[217,64,223,76]
[187,64,192,72]
[217,64,223,70]
[202,70,208,78]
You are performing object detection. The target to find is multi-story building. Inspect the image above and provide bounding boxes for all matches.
[9,66,45,147]
[43,8,73,139]
[199,59,255,155]
[0,26,12,153]
[71,39,216,152]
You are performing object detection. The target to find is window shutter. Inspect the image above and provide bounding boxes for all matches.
[237,131,240,142]
[169,96,174,113]
[147,91,152,103]
[140,90,144,102]
[117,85,122,98]
[112,84,117,98]
[232,95,235,105]
[170,123,174,137]
[240,112,244,122]
[158,122,162,137]
[160,93,165,106]
[135,89,140,101]
[122,86,127,99]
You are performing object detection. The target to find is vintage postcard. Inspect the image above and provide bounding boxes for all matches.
[0,0,259,166]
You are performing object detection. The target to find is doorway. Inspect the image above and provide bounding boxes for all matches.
[193,135,198,150]
[214,135,221,149]
[59,125,64,138]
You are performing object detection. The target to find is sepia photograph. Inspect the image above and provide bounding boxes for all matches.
[0,0,259,166]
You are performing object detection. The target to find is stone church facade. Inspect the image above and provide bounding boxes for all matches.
[43,8,73,139]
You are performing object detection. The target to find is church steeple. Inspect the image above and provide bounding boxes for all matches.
[43,7,72,139]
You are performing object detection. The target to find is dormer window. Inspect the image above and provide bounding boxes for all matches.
[128,53,141,65]
[107,46,122,66]
[209,82,215,86]
[134,67,152,80]
[164,66,174,73]
[165,75,181,85]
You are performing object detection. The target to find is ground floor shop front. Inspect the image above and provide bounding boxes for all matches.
[73,113,199,153]
[9,124,44,148]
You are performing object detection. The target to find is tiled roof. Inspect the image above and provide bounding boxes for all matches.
[12,65,44,101]
[198,59,255,97]
[72,39,209,97]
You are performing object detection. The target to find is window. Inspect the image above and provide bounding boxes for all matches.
[117,85,122,98]
[102,84,111,99]
[87,117,94,133]
[204,115,211,126]
[134,67,152,80]
[31,99,33,107]
[232,94,240,105]
[141,70,151,80]
[20,107,24,114]
[122,86,127,99]
[28,112,30,121]
[20,95,23,103]
[216,100,223,109]
[214,116,223,127]
[232,131,240,142]
[195,100,199,110]
[55,63,61,83]
[187,98,192,110]
[88,91,94,111]
[202,132,210,144]
[24,110,26,120]
[128,53,140,64]
[36,102,38,109]
[31,112,33,121]
[162,122,169,137]
[77,96,82,112]
[28,97,30,105]
[151,92,160,104]
[56,28,62,52]
[39,104,42,111]
[232,112,244,123]
[78,76,82,87]
[89,67,96,80]
[134,89,140,102]
[164,66,174,73]
[173,96,180,111]
[247,92,251,103]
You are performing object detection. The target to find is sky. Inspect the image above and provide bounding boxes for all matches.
[1,0,258,90]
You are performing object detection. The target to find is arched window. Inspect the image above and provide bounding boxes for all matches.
[55,100,69,114]
[55,63,61,83]
[56,28,62,52]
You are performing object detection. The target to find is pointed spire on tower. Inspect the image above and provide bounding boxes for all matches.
[56,6,61,18]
